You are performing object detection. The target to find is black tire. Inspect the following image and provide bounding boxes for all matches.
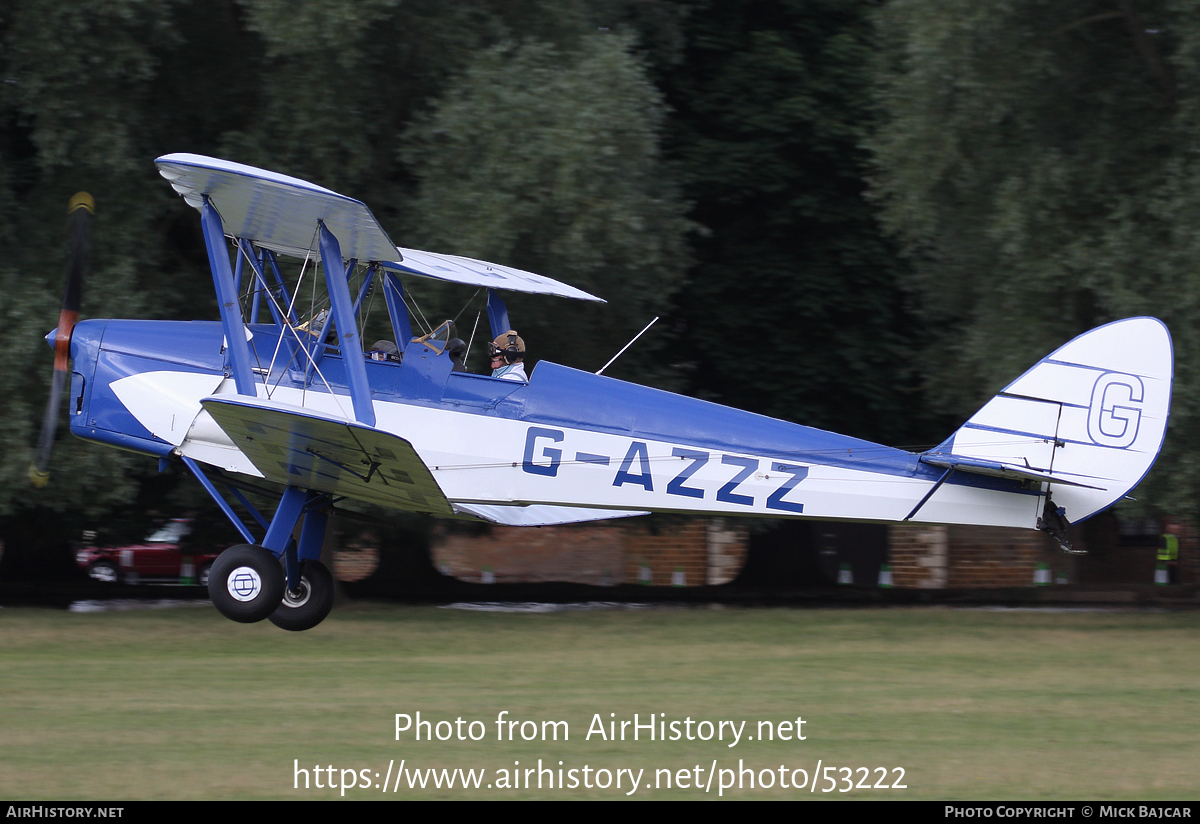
[87,560,120,584]
[269,560,335,632]
[208,544,285,624]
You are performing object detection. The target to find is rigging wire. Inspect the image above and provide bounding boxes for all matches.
[359,265,379,342]
[303,230,320,409]
[464,309,481,369]
[406,286,435,336]
[452,287,483,326]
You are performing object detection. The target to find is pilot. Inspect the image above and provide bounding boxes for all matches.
[366,340,401,363]
[489,331,527,381]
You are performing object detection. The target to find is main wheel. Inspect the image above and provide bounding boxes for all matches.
[269,560,335,632]
[208,544,285,624]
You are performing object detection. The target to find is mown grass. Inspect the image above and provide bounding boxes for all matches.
[2,602,1199,799]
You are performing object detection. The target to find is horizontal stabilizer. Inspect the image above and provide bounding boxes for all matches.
[931,317,1172,524]
[920,454,1103,490]
[201,397,455,516]
[452,504,649,527]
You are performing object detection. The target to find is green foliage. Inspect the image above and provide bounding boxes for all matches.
[401,34,692,383]
[0,0,693,548]
[660,0,917,444]
[870,0,1200,514]
[0,0,181,523]
[218,0,628,208]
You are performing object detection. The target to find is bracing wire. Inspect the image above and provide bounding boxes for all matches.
[452,288,483,326]
[406,287,435,336]
[465,310,481,369]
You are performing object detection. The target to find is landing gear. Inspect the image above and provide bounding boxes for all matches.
[208,544,286,623]
[269,560,335,632]
[180,465,334,630]
[1037,491,1083,554]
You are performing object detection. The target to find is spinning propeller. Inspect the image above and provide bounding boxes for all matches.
[29,192,94,488]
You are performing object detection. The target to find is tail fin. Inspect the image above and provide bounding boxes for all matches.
[924,317,1173,530]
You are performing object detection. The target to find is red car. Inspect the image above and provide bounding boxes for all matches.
[76,519,226,586]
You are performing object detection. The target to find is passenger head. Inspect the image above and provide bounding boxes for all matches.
[488,330,524,368]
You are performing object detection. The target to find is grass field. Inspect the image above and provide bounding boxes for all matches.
[2,601,1199,799]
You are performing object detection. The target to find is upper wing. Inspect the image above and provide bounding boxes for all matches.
[385,248,604,302]
[202,397,455,515]
[156,153,604,302]
[156,153,400,263]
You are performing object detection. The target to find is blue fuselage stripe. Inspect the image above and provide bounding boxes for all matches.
[73,320,1025,494]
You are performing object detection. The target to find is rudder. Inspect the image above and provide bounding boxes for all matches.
[928,317,1173,530]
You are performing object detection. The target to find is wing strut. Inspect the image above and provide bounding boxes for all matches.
[903,466,955,522]
[318,222,375,426]
[180,455,258,544]
[486,289,510,339]
[201,198,257,396]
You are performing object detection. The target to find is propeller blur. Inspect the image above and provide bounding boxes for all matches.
[30,192,93,488]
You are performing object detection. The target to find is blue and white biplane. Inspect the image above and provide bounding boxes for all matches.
[34,154,1174,629]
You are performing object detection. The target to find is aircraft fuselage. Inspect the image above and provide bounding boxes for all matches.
[63,317,1040,529]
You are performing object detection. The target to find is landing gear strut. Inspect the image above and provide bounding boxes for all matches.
[182,459,336,630]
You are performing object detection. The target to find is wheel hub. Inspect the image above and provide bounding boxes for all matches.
[283,579,311,608]
[226,566,263,601]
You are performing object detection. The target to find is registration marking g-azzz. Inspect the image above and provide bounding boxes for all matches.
[523,427,808,512]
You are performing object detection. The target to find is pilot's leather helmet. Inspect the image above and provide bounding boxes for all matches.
[488,330,525,361]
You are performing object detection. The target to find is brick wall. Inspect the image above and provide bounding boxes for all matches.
[430,517,748,586]
[1174,518,1198,585]
[330,512,1192,589]
[945,525,1052,587]
[887,516,1197,588]
[888,524,949,589]
[1075,514,1196,585]
[889,524,1054,588]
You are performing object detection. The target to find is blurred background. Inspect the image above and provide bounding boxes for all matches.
[2,0,1195,590]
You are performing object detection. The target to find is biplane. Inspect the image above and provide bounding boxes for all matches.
[32,154,1174,630]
